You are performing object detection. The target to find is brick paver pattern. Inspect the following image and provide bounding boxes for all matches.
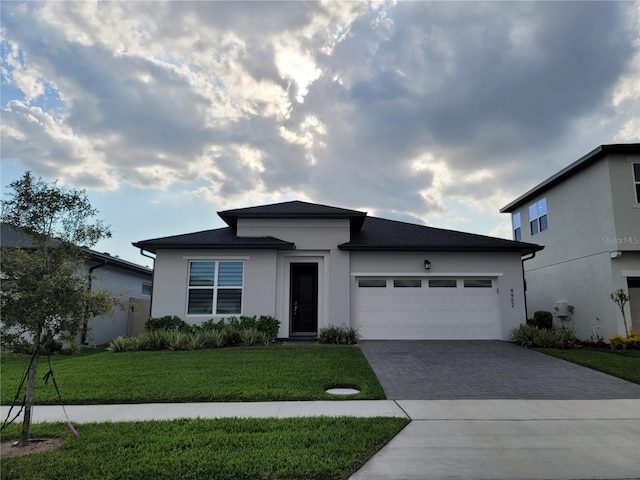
[359,340,640,400]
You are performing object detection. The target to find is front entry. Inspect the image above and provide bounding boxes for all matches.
[290,263,318,335]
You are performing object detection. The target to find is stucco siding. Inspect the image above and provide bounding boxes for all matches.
[152,248,278,325]
[608,153,640,245]
[85,265,151,345]
[237,219,351,249]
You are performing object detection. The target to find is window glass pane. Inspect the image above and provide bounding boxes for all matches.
[528,203,538,221]
[188,289,213,314]
[514,227,521,242]
[636,184,640,204]
[189,261,215,286]
[142,283,152,295]
[530,220,539,235]
[429,279,457,288]
[634,163,640,182]
[464,279,492,288]
[512,212,521,229]
[216,289,242,314]
[539,214,548,232]
[358,279,387,288]
[218,261,243,286]
[394,279,421,288]
[537,197,547,216]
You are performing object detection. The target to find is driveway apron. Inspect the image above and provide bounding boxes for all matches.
[351,340,640,480]
[358,340,640,399]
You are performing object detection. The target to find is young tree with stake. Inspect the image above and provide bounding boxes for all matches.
[1,172,118,447]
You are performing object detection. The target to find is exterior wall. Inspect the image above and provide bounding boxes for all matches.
[349,251,527,340]
[511,153,640,339]
[84,264,151,345]
[152,248,278,323]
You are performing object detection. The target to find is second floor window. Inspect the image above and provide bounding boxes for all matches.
[512,212,522,241]
[634,163,640,204]
[529,198,548,235]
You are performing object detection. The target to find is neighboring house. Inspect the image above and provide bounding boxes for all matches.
[501,143,640,340]
[133,201,541,340]
[1,223,153,345]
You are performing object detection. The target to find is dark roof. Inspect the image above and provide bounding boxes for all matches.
[501,143,640,213]
[218,200,367,231]
[1,223,151,277]
[339,216,542,254]
[132,227,295,253]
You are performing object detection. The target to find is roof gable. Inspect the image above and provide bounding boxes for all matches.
[501,143,640,213]
[218,200,367,231]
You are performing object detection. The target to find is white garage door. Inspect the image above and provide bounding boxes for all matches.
[353,277,501,340]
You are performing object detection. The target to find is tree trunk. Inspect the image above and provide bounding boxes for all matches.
[19,328,41,447]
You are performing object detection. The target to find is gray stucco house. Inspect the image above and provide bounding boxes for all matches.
[501,143,640,340]
[134,201,541,340]
[1,223,152,345]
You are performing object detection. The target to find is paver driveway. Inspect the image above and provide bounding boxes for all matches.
[359,340,640,399]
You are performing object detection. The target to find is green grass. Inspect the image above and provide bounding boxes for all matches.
[0,417,409,480]
[536,347,640,384]
[1,345,385,404]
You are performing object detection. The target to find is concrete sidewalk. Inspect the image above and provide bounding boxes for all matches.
[2,399,639,479]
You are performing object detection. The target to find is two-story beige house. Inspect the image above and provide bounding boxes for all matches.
[501,144,640,340]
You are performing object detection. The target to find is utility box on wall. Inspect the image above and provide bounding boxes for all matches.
[554,301,571,318]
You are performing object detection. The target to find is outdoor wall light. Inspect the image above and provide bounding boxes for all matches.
[424,260,431,270]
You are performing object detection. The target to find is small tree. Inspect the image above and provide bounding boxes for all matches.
[1,172,118,446]
[610,288,630,337]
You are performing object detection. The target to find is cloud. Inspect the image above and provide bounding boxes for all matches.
[1,0,638,241]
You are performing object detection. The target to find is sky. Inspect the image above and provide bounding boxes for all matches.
[1,1,639,267]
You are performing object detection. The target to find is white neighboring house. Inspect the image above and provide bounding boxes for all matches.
[1,224,152,345]
[501,143,640,340]
[134,200,542,341]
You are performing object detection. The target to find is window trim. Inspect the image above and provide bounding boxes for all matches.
[187,260,244,316]
[633,162,640,204]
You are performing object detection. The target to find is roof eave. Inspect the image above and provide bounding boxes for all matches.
[132,241,296,253]
[338,243,544,254]
[500,143,640,213]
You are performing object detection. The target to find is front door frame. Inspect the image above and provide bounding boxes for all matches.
[290,263,319,336]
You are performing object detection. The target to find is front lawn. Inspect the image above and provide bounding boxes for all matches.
[1,416,409,480]
[536,347,640,384]
[0,345,385,404]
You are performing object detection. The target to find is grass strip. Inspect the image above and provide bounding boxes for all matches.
[1,416,409,480]
[536,347,640,384]
[1,345,385,404]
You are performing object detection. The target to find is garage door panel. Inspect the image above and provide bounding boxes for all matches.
[354,278,501,340]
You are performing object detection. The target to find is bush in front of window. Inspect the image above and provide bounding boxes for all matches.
[145,315,194,334]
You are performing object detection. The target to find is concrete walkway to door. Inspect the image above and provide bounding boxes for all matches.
[359,340,640,399]
[350,340,640,480]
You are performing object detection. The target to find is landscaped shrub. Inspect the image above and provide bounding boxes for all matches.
[145,315,193,334]
[609,332,640,350]
[510,324,577,349]
[318,325,360,345]
[108,336,140,352]
[527,311,553,330]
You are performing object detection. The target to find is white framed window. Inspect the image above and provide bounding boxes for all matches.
[187,260,243,315]
[428,279,457,288]
[463,279,493,288]
[358,279,387,288]
[512,212,522,241]
[528,198,548,235]
[633,163,640,204]
[393,279,421,288]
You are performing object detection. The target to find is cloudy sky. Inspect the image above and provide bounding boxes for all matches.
[2,1,639,265]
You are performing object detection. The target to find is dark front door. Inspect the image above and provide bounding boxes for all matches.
[290,263,318,334]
